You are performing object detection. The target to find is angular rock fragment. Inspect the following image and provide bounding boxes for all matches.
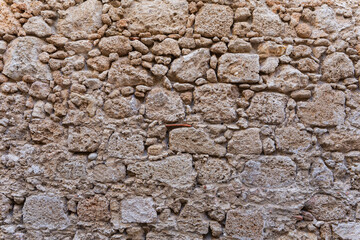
[107,132,144,159]
[275,126,312,153]
[57,0,102,38]
[304,194,347,221]
[0,0,21,35]
[121,197,157,223]
[98,36,132,56]
[332,222,360,239]
[319,129,360,152]
[252,7,285,36]
[227,128,263,155]
[193,83,239,123]
[3,37,52,81]
[297,84,345,127]
[151,38,181,57]
[125,0,188,35]
[196,158,232,184]
[104,96,140,119]
[195,4,233,37]
[23,195,69,230]
[225,209,264,239]
[78,195,110,222]
[322,52,354,82]
[169,127,226,157]
[67,126,101,152]
[240,156,296,188]
[29,119,64,144]
[23,16,52,37]
[178,205,209,234]
[246,92,288,124]
[218,54,260,83]
[168,48,210,83]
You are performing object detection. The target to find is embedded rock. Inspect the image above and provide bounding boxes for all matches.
[104,96,140,119]
[78,195,110,222]
[227,128,263,155]
[304,194,347,221]
[252,7,285,36]
[98,36,132,56]
[23,16,52,37]
[196,158,232,184]
[121,197,157,223]
[107,132,144,159]
[225,209,264,239]
[67,126,101,153]
[322,52,354,83]
[275,126,312,153]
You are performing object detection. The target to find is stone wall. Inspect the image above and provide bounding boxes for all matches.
[1,0,360,239]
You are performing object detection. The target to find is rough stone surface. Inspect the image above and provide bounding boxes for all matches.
[121,197,157,223]
[228,128,263,155]
[23,195,69,230]
[225,209,264,239]
[322,52,354,82]
[193,83,239,123]
[194,4,233,37]
[99,36,132,56]
[218,53,260,83]
[23,17,52,38]
[104,96,140,119]
[304,194,347,221]
[77,195,110,222]
[275,126,312,153]
[252,7,285,36]
[3,37,52,81]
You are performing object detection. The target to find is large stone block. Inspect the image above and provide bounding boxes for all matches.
[23,195,69,230]
[196,158,232,184]
[0,194,11,220]
[304,194,347,221]
[104,96,140,119]
[3,37,52,81]
[107,132,144,159]
[240,156,296,188]
[121,197,157,223]
[225,209,264,239]
[218,54,260,83]
[0,0,21,35]
[57,0,102,38]
[193,83,239,123]
[275,126,312,153]
[169,127,226,157]
[125,0,188,35]
[227,128,263,155]
[297,84,345,127]
[319,129,360,152]
[78,195,110,222]
[321,52,354,83]
[252,7,285,36]
[178,205,209,234]
[194,4,233,37]
[98,36,132,56]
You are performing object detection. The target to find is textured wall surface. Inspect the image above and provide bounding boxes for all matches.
[1,0,360,239]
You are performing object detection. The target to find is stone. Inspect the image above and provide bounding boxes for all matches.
[322,52,354,82]
[193,83,239,123]
[225,209,264,239]
[169,127,226,157]
[312,5,339,33]
[151,38,181,57]
[258,41,286,58]
[56,157,87,180]
[0,194,11,220]
[0,0,21,35]
[78,195,110,222]
[266,65,309,93]
[23,195,69,230]
[90,163,126,183]
[303,194,347,221]
[228,128,263,155]
[28,81,50,100]
[296,58,319,72]
[252,7,285,36]
[0,40,6,54]
[233,22,251,37]
[121,197,157,223]
[228,39,252,53]
[29,119,64,144]
[297,84,345,127]
[98,36,132,56]
[131,40,149,54]
[104,96,140,119]
[3,37,52,81]
[57,0,102,38]
[178,205,209,234]
[234,8,251,21]
[240,156,296,188]
[246,92,288,124]
[145,87,185,123]
[128,154,197,189]
[125,0,188,35]
[210,42,228,54]
[218,53,260,83]
[107,132,144,159]
[195,4,233,37]
[319,129,360,152]
[67,126,101,153]
[65,40,93,54]
[23,17,51,39]
[150,64,168,77]
[295,23,312,38]
[196,158,232,184]
[108,58,154,87]
[86,56,110,72]
[275,126,312,153]
[332,222,360,239]
[260,57,279,74]
[278,230,317,240]
[168,48,210,83]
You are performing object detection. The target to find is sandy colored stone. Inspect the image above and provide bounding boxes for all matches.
[296,23,312,38]
[90,163,126,183]
[168,48,210,83]
[218,53,260,83]
[178,205,209,234]
[104,96,140,119]
[147,231,202,240]
[125,0,188,35]
[107,132,144,159]
[258,41,287,58]
[67,126,101,153]
[266,65,308,93]
[98,36,132,56]
[78,195,110,222]
[252,7,285,36]
[151,38,181,57]
[225,209,264,239]
[278,230,317,240]
[193,83,239,123]
[86,56,110,72]
[195,4,233,37]
[228,128,263,155]
[246,92,288,124]
[0,0,21,35]
[240,156,296,188]
[319,129,360,152]
[304,194,347,221]
[321,52,354,82]
[29,81,51,100]
[121,197,157,223]
[23,195,69,230]
[297,84,345,127]
[29,119,64,144]
[57,0,102,38]
[145,87,185,123]
[332,222,360,239]
[0,194,11,220]
[3,37,52,82]
[196,158,232,184]
[169,127,226,157]
[23,16,52,37]
[108,58,154,87]
[275,126,312,153]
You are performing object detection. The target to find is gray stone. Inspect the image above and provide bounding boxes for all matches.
[322,52,354,83]
[266,65,308,93]
[332,222,360,239]
[121,197,157,223]
[23,16,52,37]
[228,128,263,155]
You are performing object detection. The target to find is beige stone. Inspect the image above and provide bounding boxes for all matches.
[319,129,360,152]
[218,53,260,83]
[151,38,181,57]
[275,126,312,153]
[195,4,233,37]
[121,197,157,223]
[29,119,64,144]
[23,16,52,37]
[0,194,11,220]
[304,194,347,221]
[225,209,264,239]
[322,52,354,82]
[107,132,144,159]
[266,65,308,93]
[240,156,296,188]
[90,163,126,183]
[67,126,101,153]
[29,81,51,100]
[78,195,110,222]
[252,7,285,36]
[104,96,140,119]
[169,127,226,157]
[178,205,209,234]
[332,222,360,239]
[99,36,132,56]
[228,128,263,155]
[297,84,345,127]
[196,158,232,184]
[193,83,239,123]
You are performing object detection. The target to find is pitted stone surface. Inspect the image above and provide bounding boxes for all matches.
[121,197,157,223]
